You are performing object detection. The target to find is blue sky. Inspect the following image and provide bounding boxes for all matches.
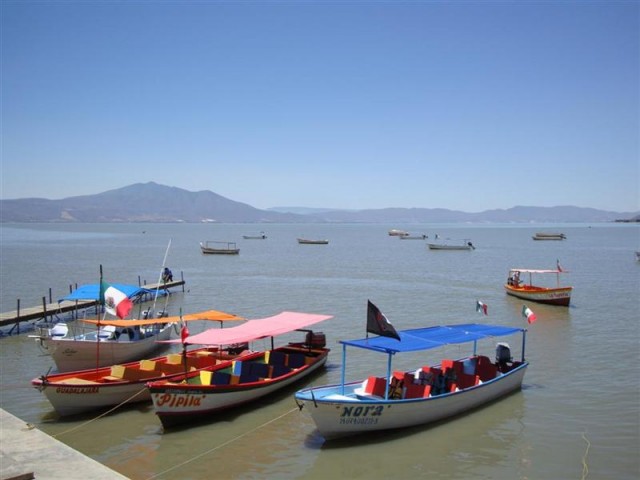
[1,0,638,212]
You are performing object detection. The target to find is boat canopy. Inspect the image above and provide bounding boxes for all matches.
[341,324,526,355]
[59,284,155,303]
[81,309,244,327]
[177,311,333,346]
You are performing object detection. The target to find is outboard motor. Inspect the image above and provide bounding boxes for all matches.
[305,331,326,349]
[495,342,512,371]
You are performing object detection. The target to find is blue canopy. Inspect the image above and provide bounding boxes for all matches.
[340,324,526,354]
[59,283,156,303]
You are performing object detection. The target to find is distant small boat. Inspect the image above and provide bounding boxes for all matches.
[243,232,267,240]
[200,241,240,255]
[388,229,409,237]
[532,232,566,240]
[297,238,329,245]
[505,267,572,306]
[427,240,475,250]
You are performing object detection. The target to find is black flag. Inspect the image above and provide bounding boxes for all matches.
[367,300,401,341]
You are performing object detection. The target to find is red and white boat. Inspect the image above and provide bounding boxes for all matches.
[147,311,332,429]
[504,268,572,306]
[31,310,244,416]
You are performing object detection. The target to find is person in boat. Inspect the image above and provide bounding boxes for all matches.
[508,271,521,286]
[162,267,173,283]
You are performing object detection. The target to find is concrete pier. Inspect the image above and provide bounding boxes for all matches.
[0,408,128,480]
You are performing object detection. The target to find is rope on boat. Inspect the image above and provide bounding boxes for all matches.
[581,430,591,480]
[145,407,299,480]
[51,388,148,439]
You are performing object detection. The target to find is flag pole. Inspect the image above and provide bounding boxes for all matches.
[97,264,104,372]
[147,239,172,321]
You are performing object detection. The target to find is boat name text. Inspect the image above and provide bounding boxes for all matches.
[339,405,383,425]
[155,393,206,408]
[56,386,99,394]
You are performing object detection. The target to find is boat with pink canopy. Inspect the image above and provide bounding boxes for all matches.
[147,311,333,429]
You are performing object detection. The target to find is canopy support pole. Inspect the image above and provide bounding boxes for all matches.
[340,343,347,395]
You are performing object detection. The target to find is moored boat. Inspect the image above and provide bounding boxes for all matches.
[399,234,427,240]
[31,310,245,415]
[294,321,528,440]
[532,232,566,240]
[504,267,572,306]
[427,239,475,250]
[388,229,409,237]
[297,238,329,245]
[147,311,332,429]
[200,241,240,254]
[243,232,267,239]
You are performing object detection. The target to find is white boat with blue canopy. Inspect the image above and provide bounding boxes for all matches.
[294,323,528,440]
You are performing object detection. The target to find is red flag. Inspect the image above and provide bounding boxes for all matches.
[180,323,190,344]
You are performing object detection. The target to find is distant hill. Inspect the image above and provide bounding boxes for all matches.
[0,182,304,223]
[0,182,637,223]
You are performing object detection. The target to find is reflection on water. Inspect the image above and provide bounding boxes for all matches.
[1,223,638,479]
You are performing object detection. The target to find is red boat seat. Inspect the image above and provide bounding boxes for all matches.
[476,361,497,382]
[364,376,387,397]
[441,359,464,376]
[456,373,480,389]
[404,383,432,399]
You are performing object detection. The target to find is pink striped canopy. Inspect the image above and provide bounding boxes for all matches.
[181,311,333,346]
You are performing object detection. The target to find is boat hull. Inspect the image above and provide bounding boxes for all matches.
[45,324,175,372]
[295,363,527,440]
[504,284,572,306]
[427,244,472,250]
[149,349,329,428]
[297,239,329,245]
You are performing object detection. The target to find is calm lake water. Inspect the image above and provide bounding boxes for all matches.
[1,222,639,480]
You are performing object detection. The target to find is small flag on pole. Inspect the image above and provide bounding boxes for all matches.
[556,259,563,272]
[367,300,401,341]
[476,300,488,315]
[522,305,537,324]
[180,322,190,344]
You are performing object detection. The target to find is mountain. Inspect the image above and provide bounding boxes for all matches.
[0,182,305,223]
[0,182,637,223]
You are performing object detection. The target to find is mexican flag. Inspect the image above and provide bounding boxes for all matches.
[476,300,488,315]
[100,281,133,319]
[522,305,537,324]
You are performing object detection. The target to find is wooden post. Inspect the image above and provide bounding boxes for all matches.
[49,288,52,303]
[42,296,47,325]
